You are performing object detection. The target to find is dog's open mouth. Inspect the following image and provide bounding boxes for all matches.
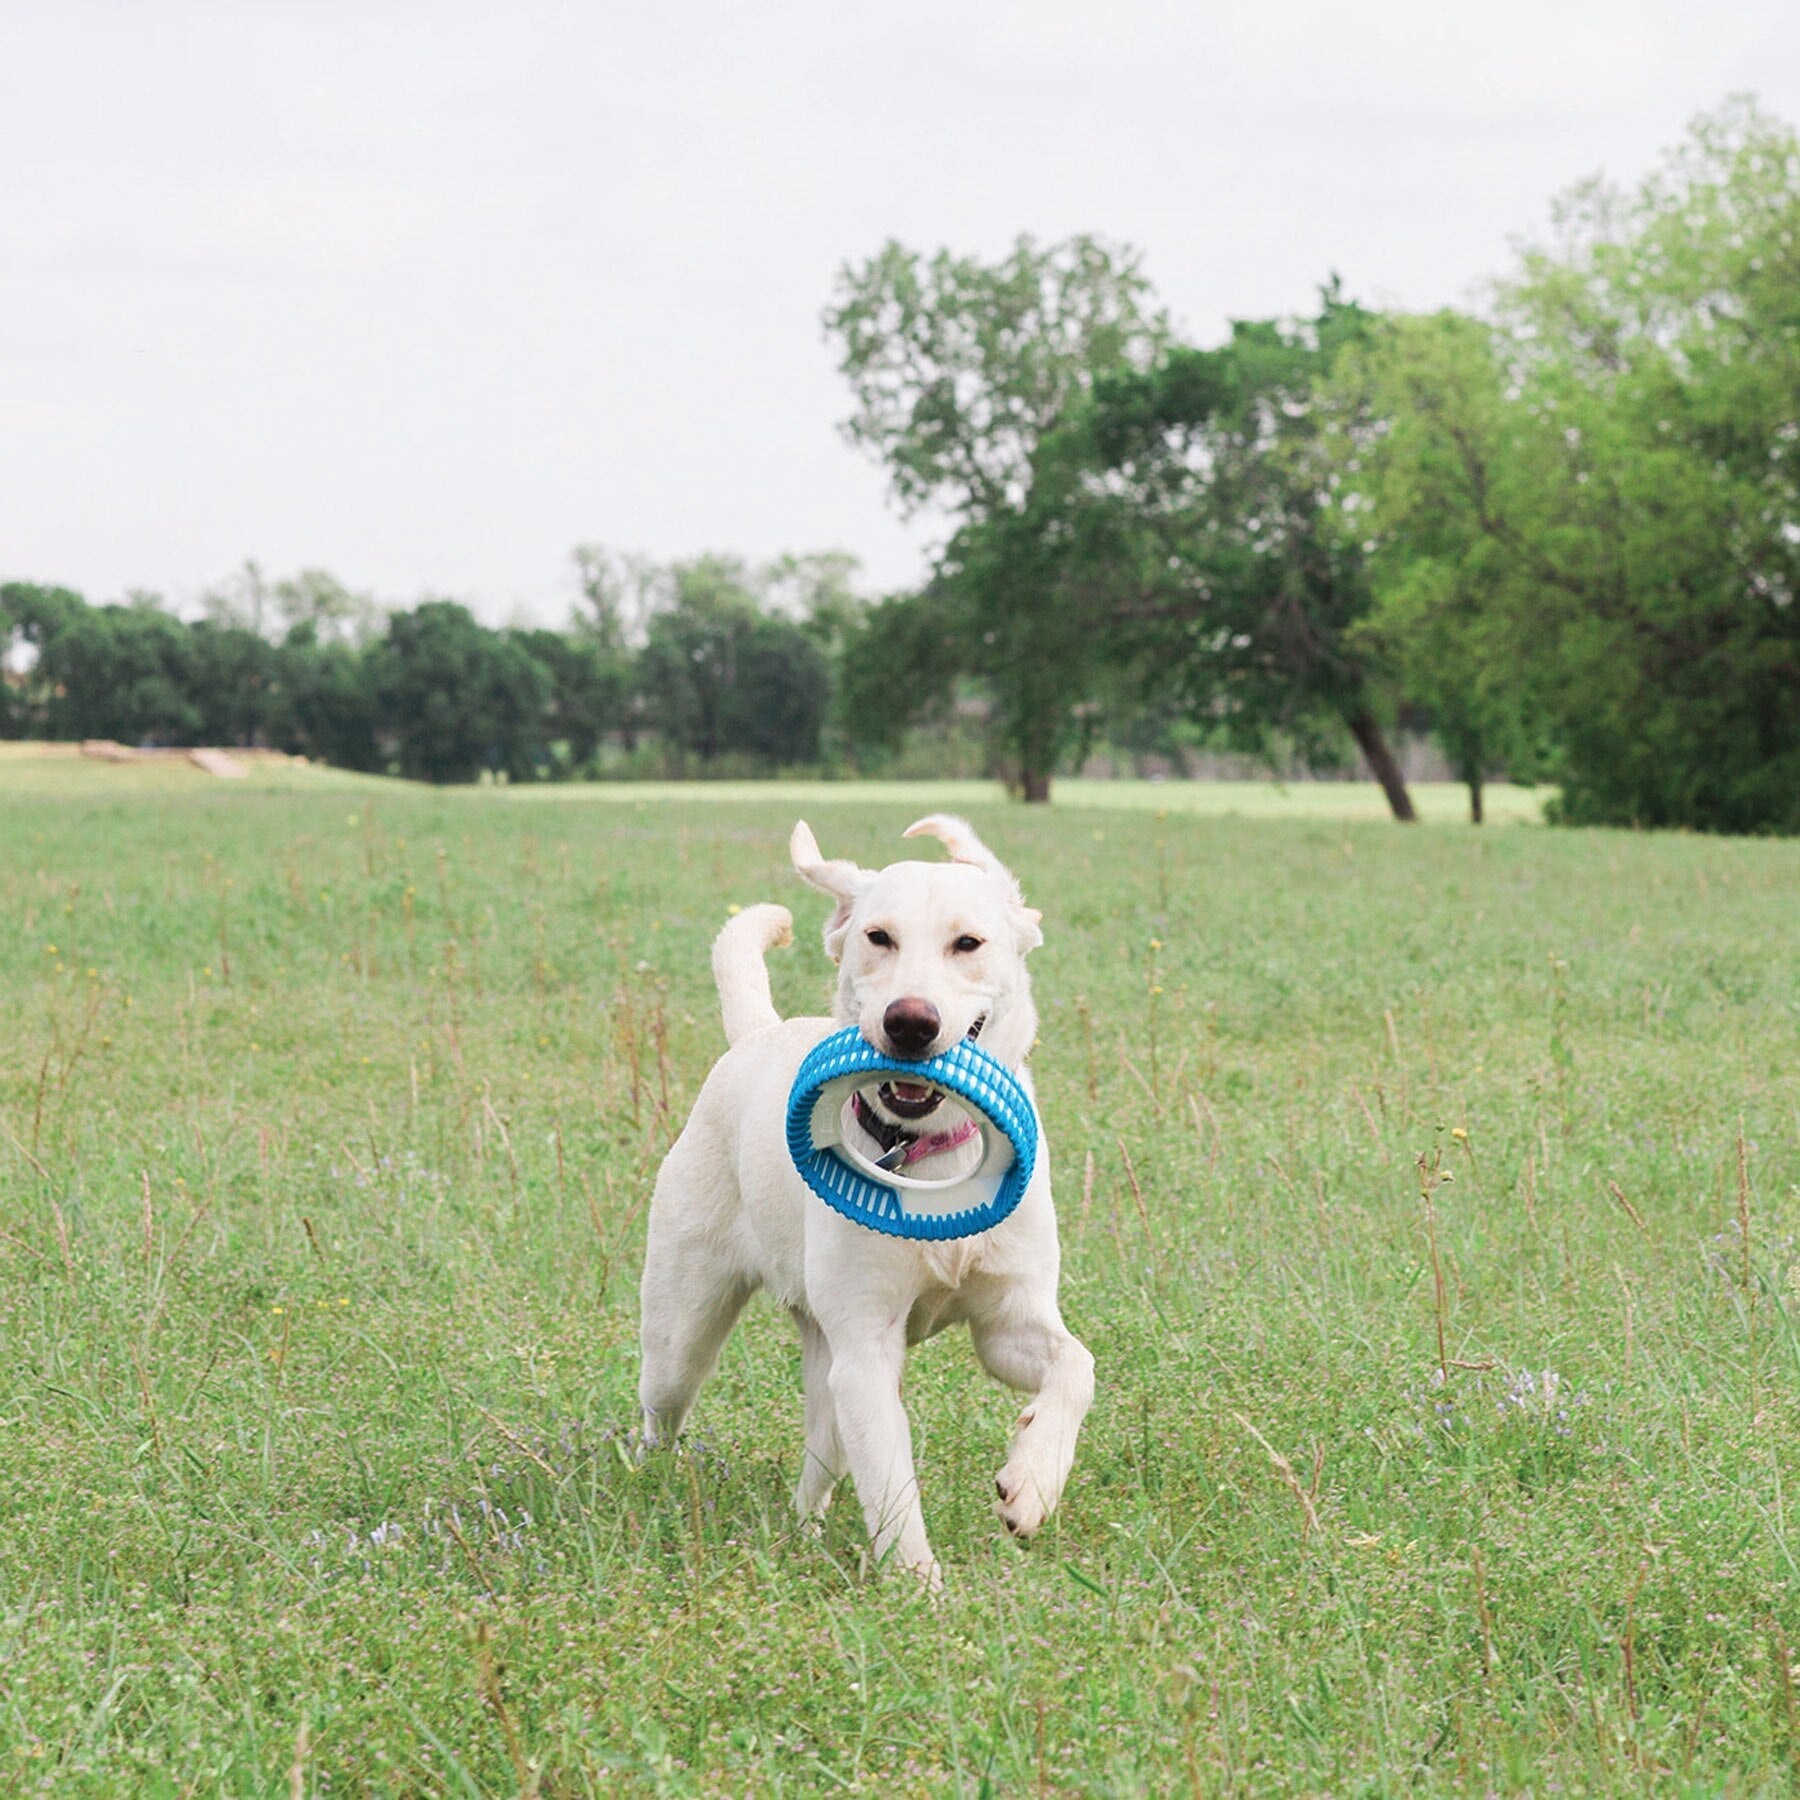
[877,1079,944,1121]
[865,1018,987,1122]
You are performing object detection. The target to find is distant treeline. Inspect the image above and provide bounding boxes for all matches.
[0,553,852,785]
[6,100,1798,829]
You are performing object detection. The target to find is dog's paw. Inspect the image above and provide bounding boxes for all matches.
[866,1547,945,1594]
[792,1473,840,1524]
[905,1556,946,1596]
[994,1462,1051,1540]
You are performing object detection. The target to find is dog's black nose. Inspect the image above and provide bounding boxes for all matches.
[882,997,941,1059]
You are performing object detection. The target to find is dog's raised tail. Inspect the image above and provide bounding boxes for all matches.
[712,903,794,1046]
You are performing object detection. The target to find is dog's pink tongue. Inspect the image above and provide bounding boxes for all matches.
[891,1080,933,1102]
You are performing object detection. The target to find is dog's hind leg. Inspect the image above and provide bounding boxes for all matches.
[638,1263,752,1447]
[792,1310,846,1520]
[637,1184,754,1448]
[971,1300,1095,1541]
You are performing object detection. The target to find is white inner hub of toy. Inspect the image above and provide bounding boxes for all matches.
[808,1074,1012,1204]
[842,1087,986,1187]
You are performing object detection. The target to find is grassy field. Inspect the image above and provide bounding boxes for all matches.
[0,746,1550,822]
[2,763,1796,1795]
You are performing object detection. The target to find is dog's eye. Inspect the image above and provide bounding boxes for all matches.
[866,928,894,949]
[951,935,984,954]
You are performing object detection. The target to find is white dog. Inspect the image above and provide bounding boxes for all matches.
[637,815,1094,1586]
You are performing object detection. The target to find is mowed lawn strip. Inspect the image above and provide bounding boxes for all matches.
[1,769,1796,1795]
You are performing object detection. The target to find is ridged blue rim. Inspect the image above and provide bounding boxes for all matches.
[785,1027,1040,1240]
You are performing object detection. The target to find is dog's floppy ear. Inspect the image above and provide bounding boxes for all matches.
[790,820,868,962]
[902,814,1044,952]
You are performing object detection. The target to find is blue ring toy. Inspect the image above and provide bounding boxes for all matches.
[785,1027,1040,1241]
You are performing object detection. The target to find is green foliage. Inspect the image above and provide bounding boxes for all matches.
[373,600,553,784]
[0,579,86,649]
[825,105,1800,832]
[1077,288,1411,785]
[1349,99,1800,832]
[825,235,1169,796]
[1327,310,1555,805]
[0,583,85,735]
[906,285,1423,813]
[635,556,830,771]
[507,627,631,773]
[824,245,1423,812]
[826,234,1167,520]
[184,621,282,749]
[2,767,1797,1790]
[3,553,851,783]
[831,585,966,765]
[726,616,830,767]
[270,624,386,772]
[766,549,865,652]
[570,543,657,659]
[36,601,205,745]
[941,466,1154,798]
[268,566,384,646]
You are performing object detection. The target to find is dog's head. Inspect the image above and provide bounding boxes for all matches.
[790,815,1042,1095]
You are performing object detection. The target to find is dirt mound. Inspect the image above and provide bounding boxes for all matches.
[64,741,301,776]
[186,747,248,778]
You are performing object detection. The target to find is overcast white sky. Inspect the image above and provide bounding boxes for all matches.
[3,0,1795,625]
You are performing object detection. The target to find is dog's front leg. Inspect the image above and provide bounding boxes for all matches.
[972,1298,1095,1541]
[820,1315,939,1589]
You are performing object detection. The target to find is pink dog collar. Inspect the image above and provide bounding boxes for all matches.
[850,1091,981,1167]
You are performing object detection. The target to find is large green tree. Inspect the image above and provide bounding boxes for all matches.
[825,234,1166,798]
[634,556,828,770]
[373,600,552,784]
[1350,99,1800,832]
[35,599,204,746]
[827,233,1167,519]
[184,621,280,747]
[1328,310,1550,822]
[268,624,384,771]
[507,628,630,774]
[0,582,87,735]
[1075,288,1419,818]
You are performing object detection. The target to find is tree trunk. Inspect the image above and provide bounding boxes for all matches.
[1344,709,1417,822]
[1021,767,1052,803]
[1468,774,1484,825]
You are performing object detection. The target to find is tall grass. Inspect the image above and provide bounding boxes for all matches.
[1,767,1795,1793]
